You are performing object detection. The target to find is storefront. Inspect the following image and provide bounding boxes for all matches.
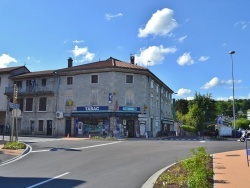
[71,105,141,138]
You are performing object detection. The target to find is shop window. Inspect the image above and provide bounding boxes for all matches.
[38,120,44,131]
[67,77,73,85]
[126,75,133,83]
[39,97,47,111]
[91,75,98,83]
[25,98,33,111]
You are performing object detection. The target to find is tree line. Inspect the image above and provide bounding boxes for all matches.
[174,92,250,131]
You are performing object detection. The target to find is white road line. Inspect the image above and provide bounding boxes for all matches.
[26,172,70,188]
[31,141,123,153]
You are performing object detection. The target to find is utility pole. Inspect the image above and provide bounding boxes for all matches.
[11,84,18,142]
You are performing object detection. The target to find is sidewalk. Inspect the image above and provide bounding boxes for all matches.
[213,149,250,188]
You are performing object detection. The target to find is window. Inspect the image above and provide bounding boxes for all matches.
[42,79,46,86]
[19,98,24,111]
[26,80,31,86]
[151,80,154,88]
[126,75,133,83]
[161,87,164,94]
[156,85,159,93]
[38,120,44,132]
[0,77,1,86]
[67,77,73,85]
[91,75,98,83]
[90,91,98,105]
[25,98,33,111]
[39,97,47,111]
[14,80,22,88]
[125,90,134,106]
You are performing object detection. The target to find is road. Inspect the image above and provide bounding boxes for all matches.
[0,137,245,188]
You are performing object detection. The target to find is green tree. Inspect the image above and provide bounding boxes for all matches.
[187,103,205,131]
[190,92,216,123]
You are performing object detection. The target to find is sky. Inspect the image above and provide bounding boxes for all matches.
[1,0,250,101]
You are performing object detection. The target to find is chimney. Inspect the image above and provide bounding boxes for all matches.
[68,57,73,67]
[130,55,135,64]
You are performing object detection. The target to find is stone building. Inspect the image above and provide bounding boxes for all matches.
[3,56,174,138]
[0,66,29,134]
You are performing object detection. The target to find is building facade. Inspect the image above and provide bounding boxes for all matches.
[0,66,29,134]
[3,56,174,138]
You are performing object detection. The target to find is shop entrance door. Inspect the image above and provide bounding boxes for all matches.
[47,120,52,136]
[127,120,134,138]
[65,119,71,137]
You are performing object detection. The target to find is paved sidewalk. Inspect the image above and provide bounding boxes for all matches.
[213,149,250,188]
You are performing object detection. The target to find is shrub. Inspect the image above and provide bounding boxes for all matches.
[181,125,197,133]
[181,147,213,188]
[3,141,26,150]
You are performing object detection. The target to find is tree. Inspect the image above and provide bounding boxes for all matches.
[187,103,205,131]
[189,92,217,122]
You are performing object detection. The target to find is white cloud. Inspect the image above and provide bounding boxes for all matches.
[134,45,177,66]
[105,13,123,21]
[71,45,95,61]
[201,77,221,89]
[234,21,250,30]
[73,40,84,44]
[176,88,191,97]
[198,56,209,62]
[201,77,242,89]
[176,52,194,66]
[138,8,178,38]
[0,54,17,68]
[178,35,187,43]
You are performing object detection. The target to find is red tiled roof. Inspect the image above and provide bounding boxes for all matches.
[58,57,147,72]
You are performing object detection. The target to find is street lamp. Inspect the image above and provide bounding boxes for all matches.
[229,50,236,137]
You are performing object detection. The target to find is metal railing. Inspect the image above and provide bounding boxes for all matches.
[5,86,54,96]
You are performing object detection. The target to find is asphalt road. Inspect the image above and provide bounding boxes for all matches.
[0,137,245,188]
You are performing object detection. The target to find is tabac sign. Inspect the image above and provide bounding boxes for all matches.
[77,106,108,111]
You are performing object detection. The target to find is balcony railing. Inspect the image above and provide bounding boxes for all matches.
[5,86,55,96]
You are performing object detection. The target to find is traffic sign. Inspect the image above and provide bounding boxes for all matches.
[138,117,147,122]
[9,102,20,109]
[12,109,21,117]
[138,114,147,118]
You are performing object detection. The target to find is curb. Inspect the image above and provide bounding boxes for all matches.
[0,143,32,166]
[141,163,176,188]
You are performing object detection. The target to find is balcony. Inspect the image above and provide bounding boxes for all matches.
[4,86,55,96]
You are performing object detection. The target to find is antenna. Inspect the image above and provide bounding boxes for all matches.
[147,60,151,68]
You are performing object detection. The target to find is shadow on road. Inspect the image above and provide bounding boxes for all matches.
[0,176,86,188]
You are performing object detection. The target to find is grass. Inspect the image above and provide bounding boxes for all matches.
[154,147,214,188]
[3,141,26,150]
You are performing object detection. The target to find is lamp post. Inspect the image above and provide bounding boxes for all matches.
[229,50,236,137]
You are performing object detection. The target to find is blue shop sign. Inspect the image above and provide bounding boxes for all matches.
[77,106,109,111]
[119,106,140,111]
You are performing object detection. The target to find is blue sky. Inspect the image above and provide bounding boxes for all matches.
[1,0,249,101]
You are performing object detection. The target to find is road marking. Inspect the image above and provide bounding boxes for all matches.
[26,172,70,188]
[31,141,123,153]
[0,144,32,167]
